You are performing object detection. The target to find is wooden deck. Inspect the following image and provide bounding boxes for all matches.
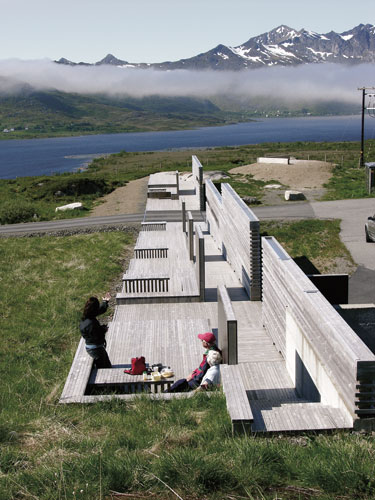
[60,167,358,434]
[146,172,200,212]
[116,222,200,303]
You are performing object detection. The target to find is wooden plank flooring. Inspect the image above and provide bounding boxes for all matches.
[105,317,210,381]
[117,222,200,300]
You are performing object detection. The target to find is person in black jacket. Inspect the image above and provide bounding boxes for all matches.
[79,293,112,368]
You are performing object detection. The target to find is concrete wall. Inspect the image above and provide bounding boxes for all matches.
[262,235,375,419]
[205,179,262,301]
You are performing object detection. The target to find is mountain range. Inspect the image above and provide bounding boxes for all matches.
[56,23,375,70]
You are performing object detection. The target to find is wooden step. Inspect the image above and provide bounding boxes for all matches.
[251,401,353,432]
[221,361,353,434]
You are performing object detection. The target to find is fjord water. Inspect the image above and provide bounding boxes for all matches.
[1,115,374,179]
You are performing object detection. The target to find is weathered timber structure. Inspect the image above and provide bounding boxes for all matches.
[61,156,375,434]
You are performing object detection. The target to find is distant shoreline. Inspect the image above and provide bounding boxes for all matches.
[0,115,369,180]
[0,113,359,142]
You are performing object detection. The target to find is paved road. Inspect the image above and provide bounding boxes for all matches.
[253,198,375,303]
[0,210,204,235]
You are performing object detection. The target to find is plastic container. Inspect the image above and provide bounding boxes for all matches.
[161,368,174,378]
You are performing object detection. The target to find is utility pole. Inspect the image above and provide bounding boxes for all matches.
[358,87,375,167]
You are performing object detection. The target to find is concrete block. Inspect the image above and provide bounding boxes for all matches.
[284,190,306,201]
[258,157,289,165]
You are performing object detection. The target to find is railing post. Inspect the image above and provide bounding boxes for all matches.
[195,226,205,301]
[176,170,180,199]
[182,201,186,233]
[187,211,194,261]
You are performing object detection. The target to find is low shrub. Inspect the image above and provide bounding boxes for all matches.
[0,200,38,224]
[30,176,112,200]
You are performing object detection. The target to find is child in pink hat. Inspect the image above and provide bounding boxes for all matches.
[165,332,221,393]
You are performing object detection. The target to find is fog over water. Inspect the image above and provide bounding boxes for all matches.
[0,58,372,103]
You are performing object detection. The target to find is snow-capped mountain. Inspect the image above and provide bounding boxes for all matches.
[56,23,375,70]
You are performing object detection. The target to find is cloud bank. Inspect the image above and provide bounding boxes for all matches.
[0,58,371,104]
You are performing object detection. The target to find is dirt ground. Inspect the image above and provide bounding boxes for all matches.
[229,160,333,204]
[89,176,149,217]
[89,160,333,216]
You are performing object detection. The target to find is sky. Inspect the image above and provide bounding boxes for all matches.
[0,0,374,63]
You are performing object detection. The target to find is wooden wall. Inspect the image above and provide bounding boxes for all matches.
[205,179,262,301]
[217,285,238,364]
[262,235,375,418]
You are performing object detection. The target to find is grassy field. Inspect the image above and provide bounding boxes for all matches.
[260,219,356,274]
[0,225,371,500]
[1,139,375,225]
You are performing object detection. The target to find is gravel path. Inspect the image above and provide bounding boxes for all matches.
[230,160,333,203]
[229,160,332,189]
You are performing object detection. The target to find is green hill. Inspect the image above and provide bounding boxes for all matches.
[0,89,238,139]
[0,86,360,140]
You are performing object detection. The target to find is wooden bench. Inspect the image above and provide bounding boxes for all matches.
[141,221,167,231]
[221,364,253,435]
[88,368,174,394]
[134,248,168,259]
[122,274,170,293]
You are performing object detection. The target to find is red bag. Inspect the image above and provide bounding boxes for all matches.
[124,356,146,375]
